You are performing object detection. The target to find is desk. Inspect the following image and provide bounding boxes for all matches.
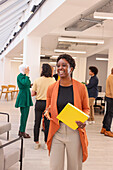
[98,92,105,98]
[94,92,105,114]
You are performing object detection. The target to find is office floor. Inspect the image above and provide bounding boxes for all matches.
[0,98,113,170]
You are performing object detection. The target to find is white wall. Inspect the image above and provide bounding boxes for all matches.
[0,59,21,87]
[73,57,86,82]
[23,36,41,83]
[86,54,108,92]
[10,62,20,86]
[3,57,11,85]
[0,59,3,87]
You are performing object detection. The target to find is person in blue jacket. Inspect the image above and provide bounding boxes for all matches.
[86,66,98,124]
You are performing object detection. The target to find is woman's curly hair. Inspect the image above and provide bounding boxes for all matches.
[57,53,76,70]
[41,64,52,77]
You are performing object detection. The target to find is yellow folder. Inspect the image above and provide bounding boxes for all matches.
[57,103,89,130]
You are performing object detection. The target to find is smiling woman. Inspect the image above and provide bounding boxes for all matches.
[44,53,89,170]
[56,53,75,80]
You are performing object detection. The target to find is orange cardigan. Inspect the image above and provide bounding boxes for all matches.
[46,79,89,162]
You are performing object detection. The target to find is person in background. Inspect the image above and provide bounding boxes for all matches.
[44,54,89,170]
[86,66,98,124]
[31,64,56,150]
[100,68,113,137]
[15,64,33,138]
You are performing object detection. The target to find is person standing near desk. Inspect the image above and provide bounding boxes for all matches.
[101,68,113,137]
[86,66,98,124]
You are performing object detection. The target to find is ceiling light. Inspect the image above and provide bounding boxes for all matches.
[31,5,37,13]
[51,55,76,59]
[14,57,23,60]
[19,22,24,28]
[40,54,45,57]
[13,32,17,36]
[58,37,104,44]
[49,62,56,65]
[31,2,42,14]
[94,12,113,20]
[54,49,86,54]
[9,39,12,43]
[10,60,23,63]
[51,56,59,59]
[96,58,108,61]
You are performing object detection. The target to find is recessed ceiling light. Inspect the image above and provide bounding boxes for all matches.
[96,58,108,61]
[10,60,23,62]
[94,12,113,20]
[54,49,86,54]
[51,56,59,59]
[40,54,45,57]
[14,57,23,60]
[49,62,56,65]
[58,37,104,44]
[51,55,76,59]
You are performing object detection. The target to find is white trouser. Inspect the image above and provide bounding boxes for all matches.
[50,123,82,170]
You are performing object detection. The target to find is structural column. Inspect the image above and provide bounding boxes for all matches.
[0,59,4,86]
[23,35,41,130]
[73,57,87,83]
[23,35,41,83]
[108,45,113,76]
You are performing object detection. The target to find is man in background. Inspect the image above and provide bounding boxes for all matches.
[101,68,113,137]
[86,66,99,124]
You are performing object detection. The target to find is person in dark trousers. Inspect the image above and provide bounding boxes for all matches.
[86,66,98,124]
[31,64,55,149]
[100,68,113,137]
[15,64,33,138]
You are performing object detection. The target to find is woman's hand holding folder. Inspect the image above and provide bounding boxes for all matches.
[75,121,86,129]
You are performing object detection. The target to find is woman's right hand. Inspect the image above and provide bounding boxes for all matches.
[44,105,52,120]
[25,67,29,76]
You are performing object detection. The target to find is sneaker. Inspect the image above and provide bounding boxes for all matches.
[43,143,47,150]
[100,128,106,134]
[92,121,95,124]
[34,143,40,150]
[104,131,113,137]
[88,121,93,125]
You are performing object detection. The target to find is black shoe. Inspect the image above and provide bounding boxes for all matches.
[18,131,31,138]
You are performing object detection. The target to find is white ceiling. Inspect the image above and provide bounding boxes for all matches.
[2,0,113,59]
[0,0,32,52]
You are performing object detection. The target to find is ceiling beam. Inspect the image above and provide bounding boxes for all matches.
[0,3,28,22]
